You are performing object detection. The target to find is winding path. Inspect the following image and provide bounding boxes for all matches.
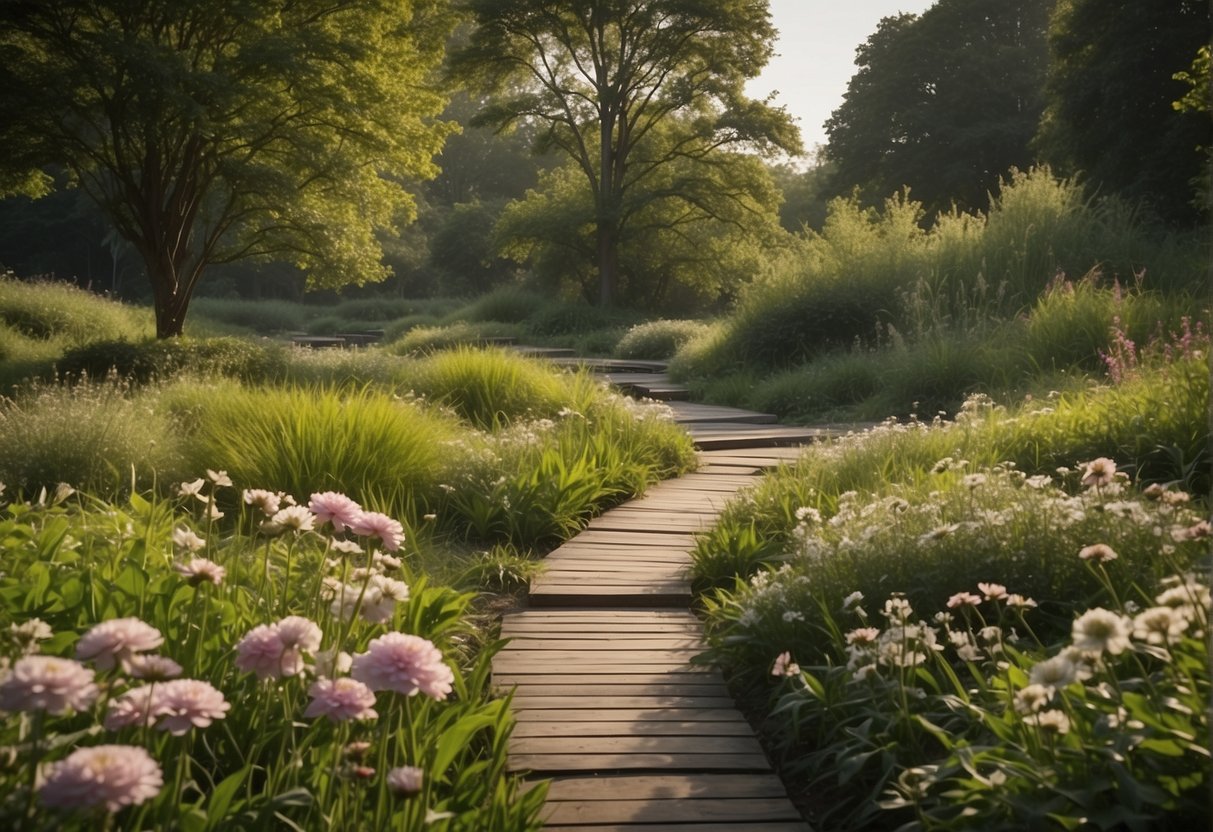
[494,360,850,831]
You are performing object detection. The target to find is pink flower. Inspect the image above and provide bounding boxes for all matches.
[125,655,182,682]
[351,633,453,700]
[234,625,289,680]
[154,679,230,735]
[174,558,226,586]
[234,619,321,679]
[172,526,207,553]
[39,745,163,813]
[1078,543,1118,563]
[386,765,424,796]
[76,618,164,671]
[308,492,363,533]
[947,592,982,609]
[771,651,799,677]
[304,678,378,722]
[1080,457,1117,489]
[349,511,405,552]
[0,655,98,714]
[103,686,160,731]
[243,489,281,516]
[978,583,1007,600]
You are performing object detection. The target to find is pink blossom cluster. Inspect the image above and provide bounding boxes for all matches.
[308,492,406,552]
[39,745,163,813]
[234,616,323,679]
[350,632,453,700]
[75,618,164,671]
[105,679,230,735]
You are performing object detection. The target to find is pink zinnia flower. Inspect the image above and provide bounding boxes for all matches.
[386,765,424,796]
[308,492,363,533]
[270,505,316,533]
[39,745,163,813]
[947,592,982,609]
[76,618,164,671]
[234,624,289,680]
[351,633,453,700]
[0,655,98,714]
[304,678,378,722]
[174,558,226,586]
[771,651,799,677]
[349,511,405,552]
[153,679,230,735]
[978,583,1007,600]
[103,685,160,731]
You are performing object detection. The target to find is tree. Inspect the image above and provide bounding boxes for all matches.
[1035,0,1209,225]
[449,0,800,306]
[0,1,455,337]
[824,0,1052,215]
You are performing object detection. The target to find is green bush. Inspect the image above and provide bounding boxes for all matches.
[56,337,288,385]
[751,352,883,419]
[451,286,549,325]
[188,297,309,334]
[615,319,711,360]
[523,300,640,337]
[389,321,525,355]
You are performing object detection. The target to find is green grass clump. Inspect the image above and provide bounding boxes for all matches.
[0,380,178,495]
[0,276,149,344]
[164,381,462,514]
[389,321,525,355]
[750,351,884,419]
[523,300,641,337]
[615,319,711,360]
[450,286,549,324]
[56,337,289,385]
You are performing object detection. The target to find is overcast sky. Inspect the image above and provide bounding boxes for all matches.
[748,0,937,155]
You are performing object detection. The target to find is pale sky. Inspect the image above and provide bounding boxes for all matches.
[750,0,937,156]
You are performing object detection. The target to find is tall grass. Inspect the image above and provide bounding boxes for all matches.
[0,276,150,344]
[163,382,462,514]
[0,379,178,495]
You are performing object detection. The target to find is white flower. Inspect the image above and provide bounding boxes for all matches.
[842,591,864,611]
[206,469,233,487]
[1072,608,1132,655]
[1024,709,1070,734]
[1029,654,1077,690]
[1132,606,1188,645]
[171,527,206,554]
[1014,684,1051,714]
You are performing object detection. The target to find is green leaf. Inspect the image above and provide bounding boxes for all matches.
[204,766,250,829]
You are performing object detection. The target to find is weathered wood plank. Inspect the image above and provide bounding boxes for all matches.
[511,721,753,738]
[508,751,771,772]
[542,797,801,825]
[503,638,703,650]
[511,695,734,710]
[585,513,713,533]
[500,624,702,637]
[535,773,791,800]
[512,735,764,756]
[566,530,699,546]
[509,708,744,722]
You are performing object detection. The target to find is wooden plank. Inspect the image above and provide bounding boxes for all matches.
[508,708,745,722]
[503,638,703,650]
[528,584,689,597]
[501,683,726,698]
[512,735,764,756]
[585,513,713,533]
[495,671,717,685]
[511,695,735,710]
[541,825,807,832]
[502,610,697,622]
[500,624,702,637]
[536,773,791,800]
[542,797,801,825]
[567,530,698,546]
[509,751,771,772]
[512,720,754,738]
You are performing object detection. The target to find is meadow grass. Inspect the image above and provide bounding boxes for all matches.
[187,297,311,335]
[614,319,711,360]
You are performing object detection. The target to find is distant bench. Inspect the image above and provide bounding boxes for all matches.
[290,330,385,349]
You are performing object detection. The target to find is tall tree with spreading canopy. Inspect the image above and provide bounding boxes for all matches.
[449,0,800,306]
[1035,0,1209,225]
[0,0,455,337]
[824,0,1052,216]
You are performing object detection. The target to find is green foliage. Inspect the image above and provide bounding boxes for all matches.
[450,286,549,325]
[0,1,457,336]
[389,322,525,356]
[0,488,544,830]
[452,0,800,305]
[164,382,461,516]
[0,380,178,496]
[750,352,883,420]
[188,298,310,336]
[0,276,149,344]
[1036,0,1209,225]
[56,338,288,386]
[614,320,711,361]
[523,300,641,337]
[825,0,1052,214]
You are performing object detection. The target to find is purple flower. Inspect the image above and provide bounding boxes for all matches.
[0,655,98,714]
[234,625,289,680]
[39,745,163,813]
[76,618,164,671]
[103,685,159,731]
[351,633,453,700]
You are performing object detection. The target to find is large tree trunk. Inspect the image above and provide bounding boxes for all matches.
[143,248,193,338]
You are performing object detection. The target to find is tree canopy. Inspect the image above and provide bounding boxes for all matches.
[450,0,801,306]
[1035,0,1209,225]
[823,0,1053,216]
[0,0,455,336]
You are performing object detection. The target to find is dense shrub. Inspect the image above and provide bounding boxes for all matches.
[451,286,549,325]
[56,337,288,385]
[523,300,640,337]
[615,319,711,360]
[0,276,148,344]
[188,297,309,334]
[389,322,525,355]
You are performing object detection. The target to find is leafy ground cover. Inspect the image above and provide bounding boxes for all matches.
[0,291,696,830]
[693,354,1210,830]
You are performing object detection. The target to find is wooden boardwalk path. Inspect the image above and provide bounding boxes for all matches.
[494,359,829,830]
